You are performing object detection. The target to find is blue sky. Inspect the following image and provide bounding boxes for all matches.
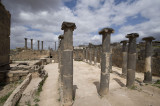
[2,0,160,49]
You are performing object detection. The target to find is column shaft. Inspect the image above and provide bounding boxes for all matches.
[126,33,139,87]
[99,28,114,96]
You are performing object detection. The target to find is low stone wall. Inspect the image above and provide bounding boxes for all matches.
[4,73,32,106]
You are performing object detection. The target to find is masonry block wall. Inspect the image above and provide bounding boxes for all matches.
[0,2,11,81]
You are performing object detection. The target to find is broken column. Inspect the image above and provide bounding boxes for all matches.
[126,33,139,87]
[24,38,27,49]
[120,40,128,76]
[30,39,33,50]
[99,28,114,96]
[61,22,76,105]
[142,36,155,83]
[94,47,97,65]
[38,40,40,50]
[41,41,43,50]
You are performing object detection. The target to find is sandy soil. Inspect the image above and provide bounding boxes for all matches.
[73,61,160,106]
[39,63,60,106]
[36,61,160,106]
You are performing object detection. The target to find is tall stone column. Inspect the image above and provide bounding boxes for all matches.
[120,40,128,76]
[89,48,92,65]
[30,39,33,50]
[58,35,64,85]
[142,36,155,83]
[55,42,56,51]
[86,47,88,63]
[61,22,76,105]
[38,40,40,50]
[24,38,27,49]
[99,28,114,96]
[126,33,139,87]
[83,48,85,61]
[41,41,43,50]
[94,47,97,65]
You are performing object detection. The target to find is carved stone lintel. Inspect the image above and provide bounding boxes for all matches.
[126,33,139,38]
[142,36,155,41]
[61,22,76,31]
[99,28,114,35]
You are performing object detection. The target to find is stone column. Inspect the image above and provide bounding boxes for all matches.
[30,39,33,50]
[58,35,64,85]
[61,22,76,105]
[126,33,139,87]
[89,48,92,65]
[142,36,155,83]
[94,47,97,65]
[99,28,114,96]
[110,48,112,73]
[86,47,88,63]
[38,40,40,50]
[120,40,128,76]
[24,38,27,49]
[55,42,56,51]
[41,41,43,50]
[83,48,85,61]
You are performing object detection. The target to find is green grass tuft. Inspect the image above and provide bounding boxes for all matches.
[0,91,13,104]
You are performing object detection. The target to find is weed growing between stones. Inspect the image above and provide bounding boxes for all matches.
[0,91,13,105]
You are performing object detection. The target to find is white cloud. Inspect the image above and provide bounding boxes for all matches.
[2,0,160,49]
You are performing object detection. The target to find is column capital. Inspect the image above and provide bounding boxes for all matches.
[24,38,27,40]
[61,21,76,30]
[30,39,33,41]
[126,33,139,38]
[41,41,43,42]
[142,36,155,41]
[120,40,128,44]
[99,28,114,35]
[58,35,64,39]
[38,40,40,42]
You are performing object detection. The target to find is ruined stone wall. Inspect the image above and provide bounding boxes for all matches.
[10,49,48,61]
[0,2,11,68]
[73,49,83,61]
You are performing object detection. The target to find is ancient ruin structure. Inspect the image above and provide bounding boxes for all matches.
[0,2,11,82]
[58,35,64,85]
[120,40,128,76]
[86,47,88,63]
[24,38,28,49]
[38,40,40,50]
[126,33,139,87]
[89,47,93,65]
[61,22,76,105]
[142,36,155,83]
[94,47,97,65]
[55,42,56,50]
[99,28,114,96]
[41,41,43,50]
[30,39,33,50]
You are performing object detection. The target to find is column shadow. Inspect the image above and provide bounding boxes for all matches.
[113,78,125,87]
[73,85,78,100]
[93,81,100,94]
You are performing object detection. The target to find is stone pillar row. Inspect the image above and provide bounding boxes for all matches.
[24,38,44,50]
[58,21,155,105]
[120,35,155,87]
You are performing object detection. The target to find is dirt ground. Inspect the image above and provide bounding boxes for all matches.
[39,63,60,106]
[38,61,160,106]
